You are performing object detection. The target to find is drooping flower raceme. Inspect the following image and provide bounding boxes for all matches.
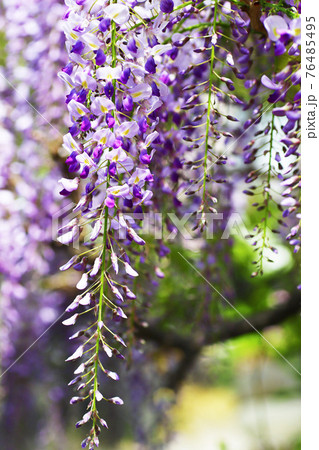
[58,1,181,446]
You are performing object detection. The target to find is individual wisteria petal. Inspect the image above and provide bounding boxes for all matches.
[60,255,78,271]
[59,177,80,194]
[76,273,88,290]
[111,252,119,274]
[99,17,111,32]
[91,257,102,277]
[74,363,86,375]
[66,296,81,313]
[281,197,297,207]
[127,227,145,245]
[79,293,91,306]
[145,56,157,74]
[57,226,80,245]
[105,196,115,208]
[95,390,103,402]
[71,40,85,55]
[95,49,106,66]
[109,283,124,301]
[274,40,286,56]
[264,15,288,41]
[103,345,113,358]
[70,396,84,404]
[62,313,79,326]
[124,286,136,299]
[281,176,300,187]
[155,267,165,278]
[96,66,122,81]
[286,110,301,121]
[68,99,90,120]
[107,184,130,198]
[222,1,232,14]
[91,97,115,115]
[105,369,120,381]
[105,4,130,25]
[124,262,139,277]
[261,75,282,90]
[291,70,301,85]
[107,396,124,405]
[75,72,97,91]
[66,345,84,362]
[226,53,234,66]
[82,412,92,424]
[63,133,81,154]
[117,121,139,139]
[91,220,102,241]
[129,84,152,102]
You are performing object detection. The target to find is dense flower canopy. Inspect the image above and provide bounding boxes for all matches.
[0,0,300,448]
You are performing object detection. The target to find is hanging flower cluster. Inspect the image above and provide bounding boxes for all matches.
[263,14,301,254]
[58,1,179,447]
[240,11,301,274]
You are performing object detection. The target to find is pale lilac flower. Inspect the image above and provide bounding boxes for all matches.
[264,15,288,41]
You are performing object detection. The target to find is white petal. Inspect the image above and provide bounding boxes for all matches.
[82,411,91,423]
[105,370,119,381]
[124,262,138,277]
[129,84,152,102]
[57,227,79,245]
[90,220,102,241]
[111,252,119,274]
[95,390,103,402]
[151,44,172,56]
[117,121,139,139]
[76,273,88,290]
[281,197,297,207]
[226,53,234,66]
[66,345,83,361]
[79,293,91,306]
[264,15,288,41]
[105,4,130,25]
[145,131,159,147]
[91,257,102,277]
[59,177,80,192]
[96,66,122,80]
[62,313,78,326]
[74,363,85,375]
[103,345,113,357]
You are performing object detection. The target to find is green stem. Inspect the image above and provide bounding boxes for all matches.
[91,2,117,434]
[202,0,218,206]
[91,206,108,429]
[260,115,275,274]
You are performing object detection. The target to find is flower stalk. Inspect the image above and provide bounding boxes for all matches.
[202,0,218,207]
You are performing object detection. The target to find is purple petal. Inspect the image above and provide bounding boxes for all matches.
[261,75,282,90]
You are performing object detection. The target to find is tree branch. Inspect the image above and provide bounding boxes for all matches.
[135,293,300,352]
[135,293,300,391]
